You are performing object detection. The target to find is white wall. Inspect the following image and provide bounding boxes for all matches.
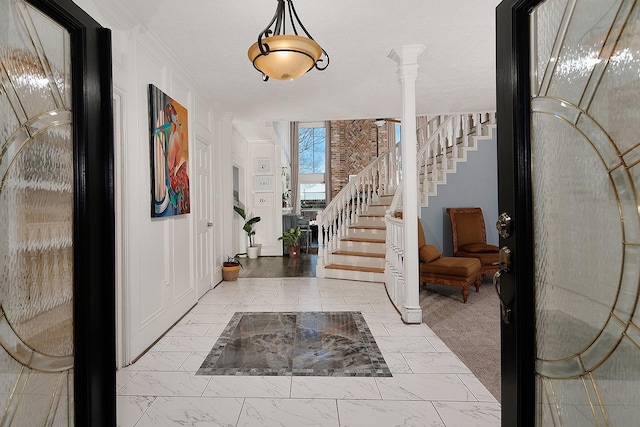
[247,141,284,256]
[420,133,499,256]
[75,0,236,363]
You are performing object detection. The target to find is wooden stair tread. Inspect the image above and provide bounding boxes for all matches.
[341,237,385,243]
[359,214,384,218]
[325,264,385,273]
[332,250,385,258]
[349,225,386,230]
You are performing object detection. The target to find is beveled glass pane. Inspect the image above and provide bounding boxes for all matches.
[0,74,23,143]
[623,145,640,169]
[531,96,581,124]
[611,167,640,244]
[0,5,57,119]
[537,377,561,425]
[580,317,625,372]
[575,113,620,171]
[536,352,583,378]
[588,3,640,154]
[546,0,620,106]
[590,336,640,422]
[613,244,640,321]
[531,0,570,96]
[626,327,640,352]
[538,376,606,426]
[27,5,70,108]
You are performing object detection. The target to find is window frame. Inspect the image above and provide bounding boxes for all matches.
[297,121,330,210]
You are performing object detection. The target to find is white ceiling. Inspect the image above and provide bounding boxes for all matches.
[103,0,501,139]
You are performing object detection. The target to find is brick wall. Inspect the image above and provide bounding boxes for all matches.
[329,119,390,198]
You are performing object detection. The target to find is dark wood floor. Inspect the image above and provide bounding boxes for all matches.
[239,255,317,278]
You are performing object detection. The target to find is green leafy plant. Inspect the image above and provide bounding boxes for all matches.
[224,253,244,268]
[234,206,261,247]
[278,226,302,247]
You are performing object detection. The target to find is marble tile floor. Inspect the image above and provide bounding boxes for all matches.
[117,277,500,426]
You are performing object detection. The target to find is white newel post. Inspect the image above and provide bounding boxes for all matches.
[389,45,424,324]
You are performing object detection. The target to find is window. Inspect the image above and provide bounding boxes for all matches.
[299,126,325,174]
[300,183,326,210]
[298,122,327,211]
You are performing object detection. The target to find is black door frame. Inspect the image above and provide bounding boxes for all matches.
[25,0,115,425]
[496,0,542,425]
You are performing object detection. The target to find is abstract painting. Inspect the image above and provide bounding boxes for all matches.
[148,84,190,217]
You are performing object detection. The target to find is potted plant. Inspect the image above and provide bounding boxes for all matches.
[234,206,261,258]
[222,254,243,281]
[279,226,302,258]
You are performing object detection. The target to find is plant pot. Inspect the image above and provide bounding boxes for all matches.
[222,262,241,281]
[288,245,300,258]
[247,245,261,259]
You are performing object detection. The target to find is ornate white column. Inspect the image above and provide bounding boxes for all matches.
[389,45,425,324]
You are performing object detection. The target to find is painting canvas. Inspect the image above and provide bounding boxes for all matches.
[149,84,190,217]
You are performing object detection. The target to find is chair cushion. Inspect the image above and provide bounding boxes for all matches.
[419,244,441,263]
[456,251,499,267]
[420,257,480,277]
[459,243,499,253]
[452,211,486,246]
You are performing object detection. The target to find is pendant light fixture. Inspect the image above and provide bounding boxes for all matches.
[248,0,329,81]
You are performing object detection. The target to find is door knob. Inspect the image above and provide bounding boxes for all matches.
[207,222,213,227]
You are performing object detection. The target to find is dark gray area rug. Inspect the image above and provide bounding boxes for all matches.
[420,278,501,401]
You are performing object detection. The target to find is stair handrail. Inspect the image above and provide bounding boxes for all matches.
[316,141,401,268]
[417,112,496,202]
[416,115,455,199]
[416,115,449,148]
[416,112,495,149]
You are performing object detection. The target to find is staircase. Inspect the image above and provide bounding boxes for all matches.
[321,194,392,282]
[316,112,496,283]
[417,114,497,206]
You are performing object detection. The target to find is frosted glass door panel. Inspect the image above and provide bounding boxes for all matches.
[0,0,74,424]
[531,0,640,425]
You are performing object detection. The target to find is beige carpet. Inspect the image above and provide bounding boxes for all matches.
[420,278,501,401]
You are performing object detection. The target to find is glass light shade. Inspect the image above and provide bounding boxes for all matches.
[248,35,322,81]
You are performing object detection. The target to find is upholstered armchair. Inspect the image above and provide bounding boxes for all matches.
[418,219,482,303]
[446,207,499,279]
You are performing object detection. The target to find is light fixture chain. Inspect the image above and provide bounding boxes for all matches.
[287,0,314,39]
[273,0,285,35]
[286,0,299,36]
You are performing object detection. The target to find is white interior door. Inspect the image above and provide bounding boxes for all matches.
[196,137,213,298]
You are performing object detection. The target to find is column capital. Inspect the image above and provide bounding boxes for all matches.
[388,44,426,67]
